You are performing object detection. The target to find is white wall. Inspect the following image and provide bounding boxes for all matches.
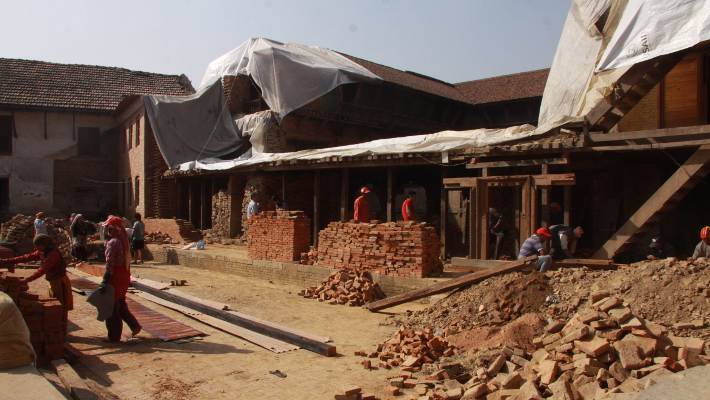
[0,110,114,216]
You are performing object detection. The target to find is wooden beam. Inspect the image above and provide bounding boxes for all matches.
[363,256,538,312]
[440,168,447,259]
[444,174,575,188]
[478,180,489,260]
[387,167,394,222]
[540,165,549,228]
[340,168,349,221]
[593,144,710,260]
[52,359,99,400]
[313,170,321,246]
[468,186,477,259]
[587,124,710,143]
[131,281,337,356]
[563,185,571,226]
[467,157,568,169]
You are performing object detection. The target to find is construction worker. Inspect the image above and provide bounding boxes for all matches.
[647,236,676,260]
[402,190,418,222]
[354,187,371,223]
[518,228,553,272]
[548,225,584,260]
[247,192,260,220]
[489,207,506,260]
[692,226,710,259]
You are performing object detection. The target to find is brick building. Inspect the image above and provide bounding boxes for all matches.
[0,58,194,219]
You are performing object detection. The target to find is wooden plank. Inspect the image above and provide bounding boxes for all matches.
[363,256,538,312]
[445,174,575,188]
[467,157,568,169]
[131,280,337,356]
[558,258,613,265]
[52,359,99,400]
[593,145,710,259]
[532,173,576,186]
[450,257,508,269]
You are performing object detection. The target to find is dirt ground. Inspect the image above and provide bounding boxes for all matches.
[18,261,429,400]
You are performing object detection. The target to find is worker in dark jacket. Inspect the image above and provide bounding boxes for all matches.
[647,236,676,260]
[548,225,584,260]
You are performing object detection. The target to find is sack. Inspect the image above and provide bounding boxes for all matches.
[0,292,35,370]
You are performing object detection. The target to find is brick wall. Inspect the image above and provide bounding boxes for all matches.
[212,189,231,237]
[147,244,439,301]
[144,218,202,244]
[617,85,659,132]
[241,172,282,231]
[247,211,311,262]
[309,221,443,278]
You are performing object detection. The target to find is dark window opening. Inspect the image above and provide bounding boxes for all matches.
[286,138,330,151]
[0,116,13,155]
[0,178,8,211]
[77,127,100,156]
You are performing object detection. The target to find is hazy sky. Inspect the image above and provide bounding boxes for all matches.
[1,1,571,88]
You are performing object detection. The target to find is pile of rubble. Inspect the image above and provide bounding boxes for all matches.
[0,272,65,365]
[346,258,710,399]
[144,231,175,244]
[299,268,386,306]
[304,221,443,278]
[0,215,73,259]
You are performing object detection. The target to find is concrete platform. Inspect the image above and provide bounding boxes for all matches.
[0,364,67,400]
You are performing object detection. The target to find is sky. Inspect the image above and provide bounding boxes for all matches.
[0,0,571,89]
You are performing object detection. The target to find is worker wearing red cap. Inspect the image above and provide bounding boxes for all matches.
[692,226,710,259]
[354,187,371,223]
[518,228,553,272]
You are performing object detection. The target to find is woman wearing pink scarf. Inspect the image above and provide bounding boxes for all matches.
[99,216,141,342]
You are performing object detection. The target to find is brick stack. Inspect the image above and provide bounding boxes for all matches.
[248,211,311,262]
[0,272,64,363]
[307,221,442,278]
[144,231,173,244]
[0,215,72,258]
[298,267,386,306]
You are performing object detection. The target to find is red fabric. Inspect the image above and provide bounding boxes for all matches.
[354,196,370,223]
[105,237,130,298]
[108,264,131,299]
[402,198,417,222]
[4,247,67,283]
[105,218,130,253]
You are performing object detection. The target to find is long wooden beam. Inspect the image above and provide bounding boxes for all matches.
[131,281,337,356]
[467,157,568,169]
[588,124,710,143]
[444,174,575,189]
[363,256,538,312]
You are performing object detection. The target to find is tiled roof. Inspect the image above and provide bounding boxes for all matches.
[0,58,195,112]
[340,54,472,103]
[454,68,550,105]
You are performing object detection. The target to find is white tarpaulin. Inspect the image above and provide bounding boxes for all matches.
[538,0,615,127]
[597,0,710,71]
[144,80,247,169]
[176,122,573,172]
[200,37,382,120]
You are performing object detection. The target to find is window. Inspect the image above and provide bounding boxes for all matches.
[77,127,100,156]
[0,116,12,155]
[135,118,141,147]
[0,178,8,211]
[134,176,140,206]
[128,124,133,150]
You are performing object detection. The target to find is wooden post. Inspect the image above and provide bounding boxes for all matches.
[440,168,447,259]
[540,165,549,228]
[468,186,477,259]
[387,167,394,222]
[200,177,206,229]
[313,170,321,246]
[564,185,571,226]
[478,182,489,260]
[340,168,349,221]
[514,184,521,256]
[188,178,194,223]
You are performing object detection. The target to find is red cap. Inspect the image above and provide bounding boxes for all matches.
[360,187,371,194]
[701,226,710,239]
[105,216,124,227]
[536,228,552,237]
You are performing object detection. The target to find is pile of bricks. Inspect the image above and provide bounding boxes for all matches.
[305,221,443,278]
[0,272,64,364]
[298,267,386,306]
[356,326,458,372]
[376,291,710,400]
[247,211,311,262]
[144,231,173,244]
[332,386,376,400]
[0,215,73,259]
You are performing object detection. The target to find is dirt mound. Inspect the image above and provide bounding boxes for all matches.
[386,270,552,331]
[446,313,546,354]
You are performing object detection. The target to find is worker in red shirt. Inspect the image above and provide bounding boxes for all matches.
[354,187,371,223]
[402,190,418,222]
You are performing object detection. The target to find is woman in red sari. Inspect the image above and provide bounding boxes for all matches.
[99,216,141,342]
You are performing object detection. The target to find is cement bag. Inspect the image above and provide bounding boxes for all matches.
[0,292,35,370]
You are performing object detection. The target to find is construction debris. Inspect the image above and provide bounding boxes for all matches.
[0,215,73,259]
[144,231,174,244]
[298,267,386,306]
[301,220,443,278]
[0,272,65,365]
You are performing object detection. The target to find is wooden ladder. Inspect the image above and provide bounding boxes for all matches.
[586,51,687,132]
[593,145,710,260]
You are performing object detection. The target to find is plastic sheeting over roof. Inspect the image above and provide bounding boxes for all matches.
[176,118,577,172]
[539,0,710,128]
[199,37,382,120]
